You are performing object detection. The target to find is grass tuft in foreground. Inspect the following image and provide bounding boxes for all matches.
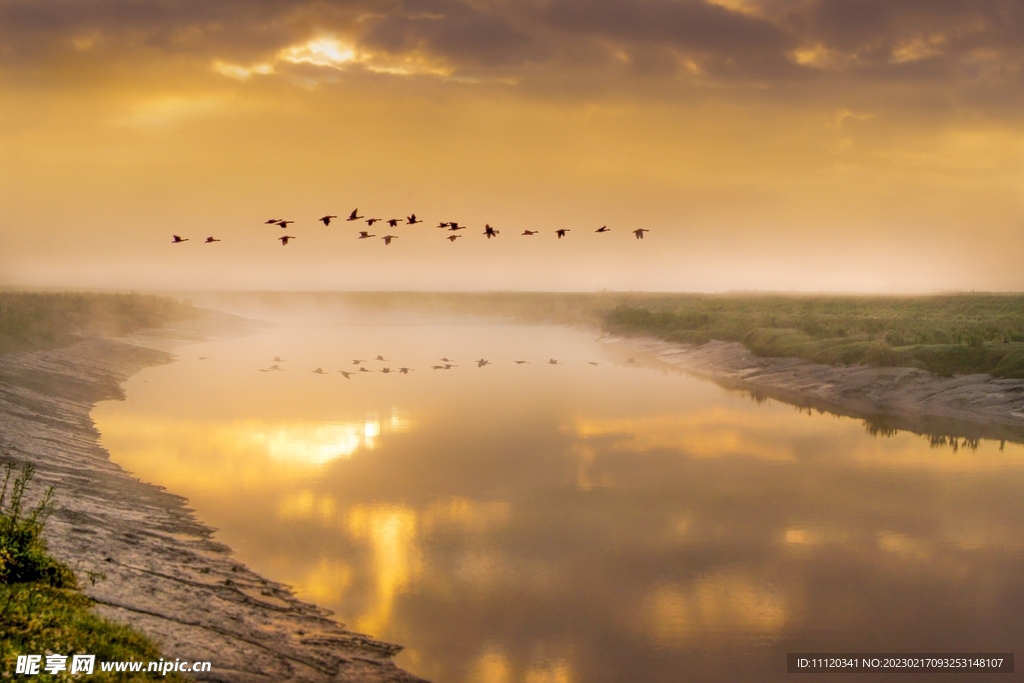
[0,462,185,681]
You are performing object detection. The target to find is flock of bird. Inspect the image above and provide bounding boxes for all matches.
[170,209,651,246]
[242,354,640,375]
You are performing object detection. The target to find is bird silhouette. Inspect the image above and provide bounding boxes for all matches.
[365,218,382,226]
[347,209,363,221]
[431,365,445,370]
[375,355,389,361]
[205,236,221,243]
[588,361,601,366]
[437,222,450,229]
[358,367,372,373]
[279,235,296,245]
[275,220,294,228]
[358,231,375,239]
[380,367,392,374]
[514,360,529,364]
[633,229,649,239]
[595,226,610,233]
[172,235,189,243]
[273,357,286,362]
[476,358,490,368]
[522,230,538,236]
[320,215,337,226]
[407,215,423,225]
[548,359,561,365]
[352,359,367,364]
[484,224,499,238]
[398,367,413,374]
[626,357,637,363]
[382,235,398,245]
[440,357,453,362]
[340,371,353,379]
[556,229,570,239]
[387,219,401,227]
[447,235,461,242]
[313,367,326,374]
[259,364,283,372]
[448,222,465,231]
[264,219,282,224]
[443,364,457,369]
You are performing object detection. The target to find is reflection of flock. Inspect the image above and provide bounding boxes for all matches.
[171,209,651,246]
[247,355,639,375]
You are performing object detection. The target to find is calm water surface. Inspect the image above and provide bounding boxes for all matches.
[93,320,1024,682]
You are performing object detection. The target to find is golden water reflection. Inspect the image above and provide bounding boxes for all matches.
[93,325,1024,683]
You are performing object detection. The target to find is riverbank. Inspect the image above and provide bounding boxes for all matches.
[604,336,1024,444]
[0,309,425,683]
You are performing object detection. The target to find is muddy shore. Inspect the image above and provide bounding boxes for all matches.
[604,336,1024,444]
[0,310,425,683]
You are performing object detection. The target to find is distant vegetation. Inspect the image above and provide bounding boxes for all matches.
[0,292,196,354]
[601,294,1024,378]
[0,461,181,680]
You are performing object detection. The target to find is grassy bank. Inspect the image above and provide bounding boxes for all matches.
[0,292,196,355]
[0,462,181,681]
[601,294,1024,378]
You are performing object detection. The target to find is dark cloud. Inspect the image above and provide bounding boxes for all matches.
[1,0,1022,102]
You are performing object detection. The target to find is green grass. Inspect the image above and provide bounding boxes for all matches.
[0,292,196,355]
[600,293,1024,378]
[0,462,185,681]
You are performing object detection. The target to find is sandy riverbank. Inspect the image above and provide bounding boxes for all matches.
[0,309,425,683]
[603,336,1024,444]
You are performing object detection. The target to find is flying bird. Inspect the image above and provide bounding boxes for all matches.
[437,222,450,229]
[633,229,649,239]
[375,355,389,361]
[347,209,363,221]
[172,235,189,243]
[352,359,367,364]
[431,365,445,370]
[275,220,294,228]
[626,357,637,363]
[313,367,327,374]
[358,231,375,239]
[380,367,392,374]
[340,371,353,379]
[264,219,282,224]
[440,357,454,362]
[365,218,382,226]
[548,359,561,365]
[272,357,285,362]
[448,222,465,231]
[320,215,338,226]
[444,364,457,369]
[595,226,610,233]
[279,235,296,245]
[358,367,372,373]
[588,361,602,366]
[205,237,221,243]
[522,230,537,236]
[476,358,490,368]
[387,218,401,227]
[259,364,283,372]
[556,229,570,239]
[398,367,413,374]
[382,235,398,245]
[514,360,529,364]
[484,224,499,238]
[407,215,423,225]
[447,235,461,242]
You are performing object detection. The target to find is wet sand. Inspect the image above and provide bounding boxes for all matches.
[0,310,425,683]
[605,336,1024,443]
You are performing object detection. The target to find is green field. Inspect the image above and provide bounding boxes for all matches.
[0,292,196,355]
[600,293,1024,379]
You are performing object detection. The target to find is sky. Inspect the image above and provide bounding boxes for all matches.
[1,0,1023,292]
